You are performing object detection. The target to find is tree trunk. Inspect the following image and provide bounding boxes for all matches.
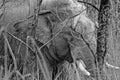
[96,0,111,80]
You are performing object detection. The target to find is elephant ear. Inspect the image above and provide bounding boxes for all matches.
[68,0,96,45]
[73,14,96,45]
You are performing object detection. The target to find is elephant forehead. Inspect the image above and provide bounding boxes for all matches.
[41,0,70,9]
[53,36,68,48]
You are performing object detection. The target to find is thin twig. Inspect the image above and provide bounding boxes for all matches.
[29,37,51,80]
[7,32,35,53]
[17,42,22,54]
[3,32,17,70]
[54,68,64,80]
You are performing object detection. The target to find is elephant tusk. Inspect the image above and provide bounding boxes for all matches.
[77,60,90,76]
[105,62,119,69]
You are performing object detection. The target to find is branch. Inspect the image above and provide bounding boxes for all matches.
[77,0,99,12]
[80,34,96,61]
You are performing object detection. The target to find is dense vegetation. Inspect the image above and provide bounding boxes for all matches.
[0,0,120,80]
